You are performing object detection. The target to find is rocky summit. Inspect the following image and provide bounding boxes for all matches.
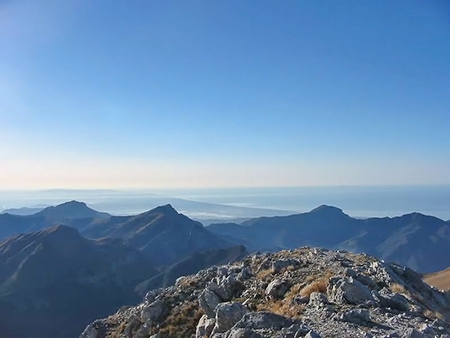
[80,247,450,338]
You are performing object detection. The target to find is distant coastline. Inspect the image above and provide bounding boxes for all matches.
[1,185,449,220]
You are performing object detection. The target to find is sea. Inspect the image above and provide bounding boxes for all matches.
[0,185,449,221]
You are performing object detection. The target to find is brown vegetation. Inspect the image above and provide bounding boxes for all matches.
[154,302,202,337]
[389,283,407,294]
[424,268,450,291]
[256,268,274,281]
[300,272,332,298]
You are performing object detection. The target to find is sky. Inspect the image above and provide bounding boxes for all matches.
[1,0,449,189]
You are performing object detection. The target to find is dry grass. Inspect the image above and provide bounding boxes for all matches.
[286,265,296,272]
[257,268,274,281]
[300,279,328,298]
[305,274,318,283]
[152,301,202,337]
[256,299,305,319]
[390,283,407,294]
[109,322,126,338]
[253,282,308,319]
[284,283,302,299]
[423,309,444,320]
[424,268,450,291]
[300,272,332,298]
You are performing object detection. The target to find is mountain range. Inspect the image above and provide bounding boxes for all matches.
[1,201,449,274]
[207,205,450,273]
[0,200,449,337]
[0,202,232,267]
[0,202,245,338]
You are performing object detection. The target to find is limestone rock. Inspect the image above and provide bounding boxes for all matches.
[199,288,221,318]
[304,331,321,338]
[339,309,371,325]
[265,279,289,299]
[234,311,297,330]
[373,288,409,311]
[196,314,216,338]
[272,259,300,273]
[141,299,163,323]
[328,276,374,305]
[212,302,248,334]
[79,324,99,338]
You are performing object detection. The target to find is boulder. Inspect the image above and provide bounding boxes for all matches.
[199,289,221,318]
[281,323,310,338]
[328,277,374,305]
[196,314,216,338]
[265,279,289,299]
[212,302,248,334]
[304,331,321,338]
[79,323,100,338]
[141,299,164,323]
[209,274,244,301]
[339,309,371,325]
[238,267,253,281]
[234,311,296,330]
[401,328,425,338]
[144,288,163,303]
[272,259,300,273]
[372,288,409,311]
[308,292,329,308]
[212,328,263,338]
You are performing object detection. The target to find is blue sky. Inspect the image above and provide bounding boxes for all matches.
[1,0,449,189]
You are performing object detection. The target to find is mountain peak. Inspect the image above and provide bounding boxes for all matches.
[148,204,179,216]
[35,201,110,219]
[62,200,87,207]
[310,204,345,215]
[40,223,79,236]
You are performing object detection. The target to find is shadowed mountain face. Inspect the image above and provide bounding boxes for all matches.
[0,225,156,338]
[208,205,450,273]
[81,204,234,266]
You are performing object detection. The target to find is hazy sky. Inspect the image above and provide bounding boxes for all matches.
[1,1,449,189]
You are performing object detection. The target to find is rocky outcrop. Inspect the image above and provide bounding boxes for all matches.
[80,247,450,338]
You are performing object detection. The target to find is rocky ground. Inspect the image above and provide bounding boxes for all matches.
[80,247,450,338]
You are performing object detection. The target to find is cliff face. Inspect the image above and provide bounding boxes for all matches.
[81,247,450,338]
